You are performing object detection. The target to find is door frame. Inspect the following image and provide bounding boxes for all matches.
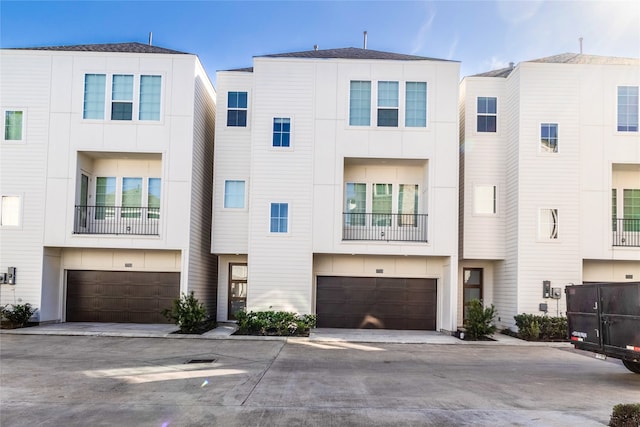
[462,268,483,322]
[228,263,248,320]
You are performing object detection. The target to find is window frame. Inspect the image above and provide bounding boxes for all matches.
[405,82,427,128]
[223,180,247,209]
[349,80,372,127]
[473,185,498,216]
[0,194,22,228]
[538,208,559,241]
[377,81,399,127]
[476,96,497,133]
[617,85,639,133]
[93,176,161,221]
[227,91,248,127]
[3,109,26,142]
[269,202,289,234]
[272,117,292,148]
[540,123,559,153]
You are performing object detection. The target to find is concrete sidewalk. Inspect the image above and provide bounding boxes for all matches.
[0,322,571,347]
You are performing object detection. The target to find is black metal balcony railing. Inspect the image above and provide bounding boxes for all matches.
[74,205,160,235]
[342,212,428,242]
[613,218,640,247]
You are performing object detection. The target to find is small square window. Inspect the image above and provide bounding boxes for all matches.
[270,203,288,233]
[540,123,558,153]
[224,180,246,209]
[477,97,497,132]
[227,92,248,127]
[1,195,20,226]
[4,111,23,141]
[273,118,291,147]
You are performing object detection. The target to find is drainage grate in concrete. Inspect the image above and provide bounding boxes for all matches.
[185,359,216,364]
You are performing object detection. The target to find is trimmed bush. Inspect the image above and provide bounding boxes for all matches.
[235,310,317,336]
[463,299,497,340]
[514,314,567,341]
[609,403,640,427]
[1,303,37,328]
[162,292,209,334]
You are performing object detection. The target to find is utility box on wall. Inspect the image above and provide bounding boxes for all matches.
[543,280,551,298]
[7,267,16,285]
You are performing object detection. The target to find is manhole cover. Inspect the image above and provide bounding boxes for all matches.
[185,359,216,364]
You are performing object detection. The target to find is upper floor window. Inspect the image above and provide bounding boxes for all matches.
[540,123,558,153]
[474,185,497,215]
[272,118,291,147]
[3,110,24,141]
[95,176,161,220]
[477,97,497,132]
[539,208,558,240]
[349,81,371,126]
[618,86,638,132]
[345,183,367,226]
[83,73,162,121]
[148,178,161,219]
[623,189,640,231]
[270,203,288,233]
[227,92,247,127]
[405,82,427,127]
[224,180,246,209]
[0,195,20,227]
[377,81,399,127]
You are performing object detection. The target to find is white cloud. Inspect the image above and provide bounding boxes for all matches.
[411,5,436,55]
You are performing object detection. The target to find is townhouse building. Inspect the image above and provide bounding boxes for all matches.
[459,53,640,329]
[0,43,217,323]
[212,47,460,332]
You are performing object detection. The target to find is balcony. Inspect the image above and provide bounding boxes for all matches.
[613,218,640,247]
[342,213,428,242]
[74,205,159,236]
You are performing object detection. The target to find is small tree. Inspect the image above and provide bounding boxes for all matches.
[162,292,207,334]
[464,299,497,340]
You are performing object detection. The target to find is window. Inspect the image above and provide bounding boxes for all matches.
[4,111,24,141]
[224,180,246,209]
[474,185,497,214]
[270,203,288,233]
[405,82,427,127]
[121,177,142,218]
[227,91,247,127]
[139,75,162,121]
[147,178,161,219]
[349,81,371,126]
[477,97,497,132]
[623,189,640,231]
[539,209,558,240]
[272,118,291,147]
[398,184,418,226]
[540,123,558,153]
[228,263,248,320]
[463,268,483,322]
[83,74,106,119]
[95,177,116,220]
[377,81,399,127]
[0,195,20,226]
[618,86,639,132]
[345,183,366,226]
[612,189,617,232]
[111,74,134,120]
[372,184,392,225]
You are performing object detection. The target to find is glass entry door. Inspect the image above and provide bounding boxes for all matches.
[228,263,248,320]
[463,268,483,322]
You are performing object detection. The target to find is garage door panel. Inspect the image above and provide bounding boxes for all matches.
[316,276,436,330]
[66,270,179,323]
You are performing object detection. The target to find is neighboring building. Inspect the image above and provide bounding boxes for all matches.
[212,47,460,332]
[0,43,217,323]
[459,53,640,329]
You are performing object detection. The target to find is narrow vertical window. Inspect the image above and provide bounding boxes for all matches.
[111,74,134,120]
[121,177,142,218]
[272,118,291,147]
[372,184,392,226]
[474,185,497,214]
[139,75,162,121]
[0,195,20,226]
[345,183,366,226]
[539,209,559,240]
[83,74,106,119]
[4,111,23,141]
[540,123,558,153]
[377,81,399,127]
[95,177,116,220]
[618,86,639,132]
[477,97,497,132]
[227,92,248,127]
[224,180,246,209]
[405,82,427,127]
[148,178,161,219]
[270,203,288,233]
[349,81,371,126]
[398,184,419,226]
[623,189,640,232]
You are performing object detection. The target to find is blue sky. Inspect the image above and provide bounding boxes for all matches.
[1,1,639,83]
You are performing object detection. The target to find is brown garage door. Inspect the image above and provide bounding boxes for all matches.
[66,270,180,323]
[316,276,437,330]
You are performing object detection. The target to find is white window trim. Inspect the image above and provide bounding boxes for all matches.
[225,90,251,130]
[404,81,428,129]
[345,181,423,216]
[268,201,291,235]
[2,108,26,143]
[539,122,559,155]
[615,85,639,134]
[472,184,498,216]
[93,176,161,210]
[537,208,560,242]
[475,96,498,135]
[0,194,23,228]
[222,179,248,210]
[81,72,164,123]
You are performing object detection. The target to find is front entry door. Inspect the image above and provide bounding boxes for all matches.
[463,268,483,322]
[228,263,248,320]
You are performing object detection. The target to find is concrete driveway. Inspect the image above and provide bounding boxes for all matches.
[1,334,638,426]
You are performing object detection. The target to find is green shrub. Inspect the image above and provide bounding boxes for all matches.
[463,299,497,340]
[162,292,208,334]
[1,303,37,327]
[235,310,317,336]
[514,314,567,341]
[609,403,640,427]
